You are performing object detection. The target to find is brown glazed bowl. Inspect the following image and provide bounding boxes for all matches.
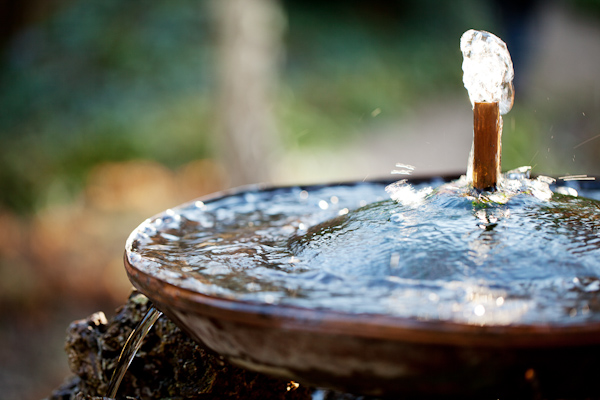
[124,177,600,399]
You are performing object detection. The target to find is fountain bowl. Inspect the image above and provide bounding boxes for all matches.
[124,176,600,398]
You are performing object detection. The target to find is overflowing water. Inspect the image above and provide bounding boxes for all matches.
[126,170,600,326]
[105,306,163,399]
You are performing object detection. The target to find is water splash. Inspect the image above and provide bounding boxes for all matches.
[391,163,415,175]
[461,29,514,115]
[105,306,163,399]
[385,179,432,207]
[387,167,554,208]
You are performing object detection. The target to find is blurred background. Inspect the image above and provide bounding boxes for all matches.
[0,0,599,398]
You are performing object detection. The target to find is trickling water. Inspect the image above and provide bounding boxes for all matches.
[126,171,600,326]
[105,306,163,399]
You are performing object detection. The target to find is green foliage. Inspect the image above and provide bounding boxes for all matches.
[4,0,585,213]
[279,0,494,146]
[0,0,214,213]
[572,0,600,15]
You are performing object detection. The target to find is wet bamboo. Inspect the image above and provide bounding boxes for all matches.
[472,101,501,191]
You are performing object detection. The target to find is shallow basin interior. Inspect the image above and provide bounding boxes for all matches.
[127,175,600,326]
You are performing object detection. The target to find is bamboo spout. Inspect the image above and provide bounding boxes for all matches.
[472,101,502,191]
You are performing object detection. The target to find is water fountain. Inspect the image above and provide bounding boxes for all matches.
[107,30,600,398]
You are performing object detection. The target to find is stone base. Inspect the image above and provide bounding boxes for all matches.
[44,291,367,400]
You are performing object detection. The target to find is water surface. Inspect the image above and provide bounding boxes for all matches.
[127,176,600,326]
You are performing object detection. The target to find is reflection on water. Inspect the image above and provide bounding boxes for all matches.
[127,172,600,326]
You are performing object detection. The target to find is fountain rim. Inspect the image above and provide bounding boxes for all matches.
[124,175,600,349]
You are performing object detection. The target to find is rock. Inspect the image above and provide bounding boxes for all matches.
[45,291,319,400]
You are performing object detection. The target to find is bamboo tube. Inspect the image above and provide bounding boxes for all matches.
[472,101,501,191]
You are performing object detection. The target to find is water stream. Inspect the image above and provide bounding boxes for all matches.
[105,306,163,399]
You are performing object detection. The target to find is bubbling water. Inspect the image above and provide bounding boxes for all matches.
[461,29,514,115]
[462,29,515,188]
[127,171,600,326]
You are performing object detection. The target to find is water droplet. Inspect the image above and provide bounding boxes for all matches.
[318,200,329,210]
[264,294,276,304]
[390,253,400,269]
[555,186,578,197]
[474,304,486,316]
[299,190,309,200]
[584,280,600,292]
[569,308,578,317]
[391,163,416,175]
[582,304,591,315]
